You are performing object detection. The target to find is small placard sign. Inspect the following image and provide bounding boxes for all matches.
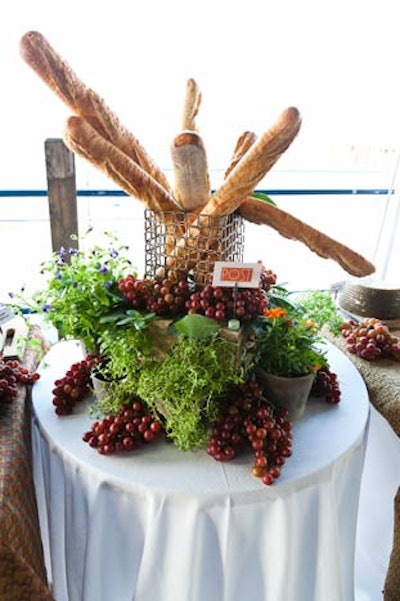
[212,262,262,288]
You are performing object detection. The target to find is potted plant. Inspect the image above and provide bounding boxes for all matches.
[253,306,327,419]
[92,313,244,451]
[10,229,135,353]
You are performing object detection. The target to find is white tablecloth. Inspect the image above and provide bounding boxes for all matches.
[354,405,400,601]
[32,340,370,601]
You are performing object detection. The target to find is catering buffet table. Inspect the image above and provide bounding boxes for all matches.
[31,339,370,601]
[327,329,400,601]
[0,330,54,601]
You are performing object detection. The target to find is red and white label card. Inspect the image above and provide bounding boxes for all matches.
[212,262,262,288]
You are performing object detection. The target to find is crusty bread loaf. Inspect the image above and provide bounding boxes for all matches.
[181,78,202,131]
[199,107,301,217]
[224,131,257,179]
[20,30,174,199]
[239,196,376,277]
[170,131,210,211]
[165,108,301,267]
[64,116,179,214]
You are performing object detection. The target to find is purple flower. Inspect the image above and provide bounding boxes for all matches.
[104,281,113,289]
[69,248,79,255]
[41,303,52,313]
[8,292,14,299]
[109,249,119,259]
[57,247,67,257]
[99,263,109,275]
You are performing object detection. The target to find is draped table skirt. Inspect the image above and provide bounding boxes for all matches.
[0,327,54,601]
[32,340,370,601]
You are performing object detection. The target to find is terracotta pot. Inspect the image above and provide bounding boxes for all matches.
[256,369,315,420]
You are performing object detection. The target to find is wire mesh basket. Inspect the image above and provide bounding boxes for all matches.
[144,210,245,284]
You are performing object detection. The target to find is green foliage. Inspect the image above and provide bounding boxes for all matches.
[91,377,143,418]
[172,314,220,338]
[135,333,244,450]
[254,307,327,377]
[251,191,277,206]
[267,285,298,312]
[10,229,135,352]
[97,324,152,381]
[296,289,344,336]
[92,316,245,451]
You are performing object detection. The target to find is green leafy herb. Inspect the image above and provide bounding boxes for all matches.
[9,229,136,352]
[297,289,344,336]
[136,334,244,450]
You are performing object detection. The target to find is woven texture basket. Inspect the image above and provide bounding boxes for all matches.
[144,210,245,284]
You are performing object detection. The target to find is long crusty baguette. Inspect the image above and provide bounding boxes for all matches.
[239,196,375,277]
[20,30,175,202]
[224,131,257,179]
[64,116,179,214]
[199,106,301,217]
[167,131,258,268]
[165,108,301,267]
[170,131,211,211]
[181,78,202,131]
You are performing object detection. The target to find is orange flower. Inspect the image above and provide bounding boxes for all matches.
[301,319,317,333]
[264,307,287,319]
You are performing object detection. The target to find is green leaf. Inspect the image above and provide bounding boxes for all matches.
[173,314,220,339]
[251,192,277,206]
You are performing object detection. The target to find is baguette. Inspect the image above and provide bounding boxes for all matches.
[170,131,211,211]
[166,108,301,267]
[167,131,258,266]
[181,78,202,131]
[224,131,257,179]
[20,30,174,200]
[64,116,179,214]
[239,196,376,277]
[200,107,301,217]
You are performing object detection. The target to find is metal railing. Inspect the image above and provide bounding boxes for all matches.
[0,188,395,198]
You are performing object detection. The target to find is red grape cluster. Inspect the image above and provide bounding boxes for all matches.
[185,284,268,323]
[118,266,274,324]
[341,318,400,361]
[207,380,293,485]
[259,264,277,292]
[52,355,100,415]
[82,400,163,454]
[0,358,40,404]
[311,366,341,404]
[118,274,191,316]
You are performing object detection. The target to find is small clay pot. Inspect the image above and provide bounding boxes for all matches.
[256,369,315,420]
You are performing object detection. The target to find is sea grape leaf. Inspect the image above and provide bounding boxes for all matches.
[173,314,220,339]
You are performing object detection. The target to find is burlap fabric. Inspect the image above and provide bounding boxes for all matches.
[326,329,400,601]
[0,327,55,601]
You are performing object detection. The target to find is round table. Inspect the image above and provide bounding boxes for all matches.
[32,340,370,601]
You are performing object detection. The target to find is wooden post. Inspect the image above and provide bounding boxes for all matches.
[45,138,79,253]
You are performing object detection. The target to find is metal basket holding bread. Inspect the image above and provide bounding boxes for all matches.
[20,31,375,280]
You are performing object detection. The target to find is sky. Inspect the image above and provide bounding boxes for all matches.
[2,0,400,189]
